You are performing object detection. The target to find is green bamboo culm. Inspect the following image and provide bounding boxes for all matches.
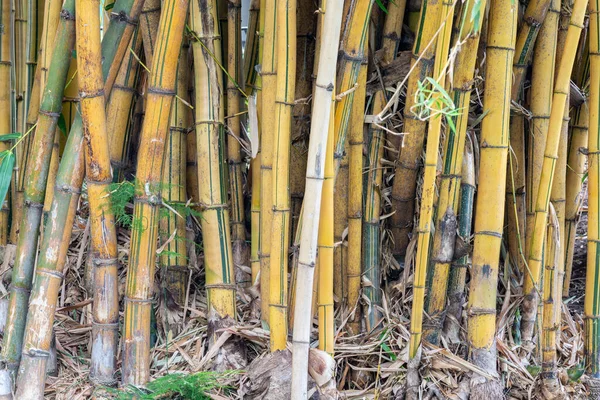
[0,0,76,377]
[12,0,146,395]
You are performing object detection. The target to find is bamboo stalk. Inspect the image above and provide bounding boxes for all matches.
[243,0,260,96]
[550,95,569,313]
[268,0,296,351]
[467,0,516,392]
[288,3,321,331]
[259,0,277,325]
[190,0,239,345]
[0,0,12,245]
[14,26,42,243]
[443,137,475,342]
[248,0,264,286]
[389,0,444,258]
[227,0,249,286]
[75,0,120,383]
[563,103,588,296]
[346,58,366,336]
[289,0,315,261]
[107,30,143,181]
[159,48,191,332]
[140,0,161,65]
[563,31,589,296]
[506,115,527,273]
[541,204,561,395]
[122,0,189,385]
[10,0,27,244]
[521,0,587,348]
[417,0,457,346]
[317,98,334,354]
[332,0,373,310]
[520,0,560,345]
[290,0,343,395]
[14,0,145,394]
[584,0,600,390]
[0,0,74,377]
[363,0,405,332]
[512,0,553,97]
[9,0,76,392]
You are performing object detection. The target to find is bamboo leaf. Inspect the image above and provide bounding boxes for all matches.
[0,151,15,205]
[0,133,21,141]
[375,0,388,13]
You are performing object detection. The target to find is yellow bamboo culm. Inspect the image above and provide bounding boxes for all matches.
[190,0,238,335]
[520,0,560,344]
[467,0,517,393]
[541,204,562,396]
[75,0,120,384]
[159,49,191,331]
[564,103,589,296]
[521,0,587,347]
[418,0,457,345]
[259,0,277,325]
[346,60,367,335]
[584,0,600,391]
[332,0,373,303]
[0,0,11,244]
[107,31,143,181]
[268,0,296,351]
[122,0,189,385]
[318,99,335,355]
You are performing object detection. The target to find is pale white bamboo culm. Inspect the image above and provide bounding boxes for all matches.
[290,0,344,398]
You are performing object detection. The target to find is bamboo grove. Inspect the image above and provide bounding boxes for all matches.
[0,0,598,397]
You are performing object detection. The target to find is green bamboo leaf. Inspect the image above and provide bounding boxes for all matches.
[0,133,21,142]
[445,115,457,134]
[0,151,15,205]
[567,366,585,382]
[375,0,388,13]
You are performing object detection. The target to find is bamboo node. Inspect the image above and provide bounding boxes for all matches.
[147,86,177,96]
[124,296,153,304]
[9,284,31,294]
[298,261,316,268]
[474,231,502,238]
[205,283,237,291]
[36,268,64,279]
[91,257,119,267]
[23,200,44,209]
[79,89,106,99]
[467,307,496,316]
[110,10,139,25]
[92,321,120,329]
[24,348,50,358]
[39,110,62,118]
[487,45,516,52]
